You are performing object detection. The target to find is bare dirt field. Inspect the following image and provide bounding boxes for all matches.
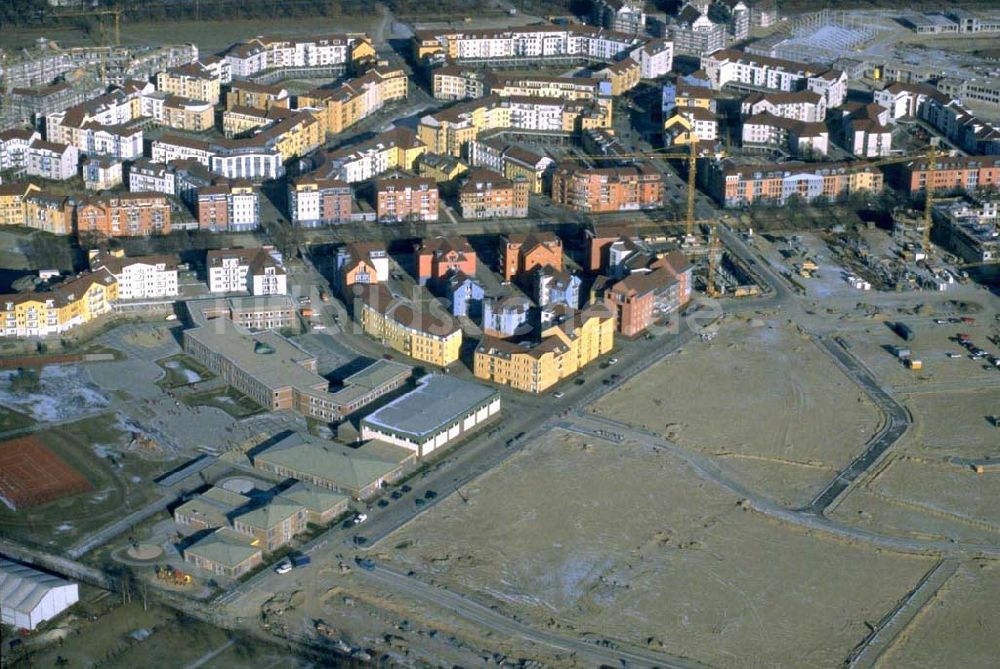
[382,428,932,669]
[839,309,1000,390]
[592,318,881,506]
[897,388,1000,459]
[879,560,1000,669]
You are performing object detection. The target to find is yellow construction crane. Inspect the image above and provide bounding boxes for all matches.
[860,147,940,256]
[575,139,701,239]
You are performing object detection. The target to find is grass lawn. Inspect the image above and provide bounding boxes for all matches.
[182,387,263,418]
[155,354,216,389]
[0,406,36,433]
[0,15,380,54]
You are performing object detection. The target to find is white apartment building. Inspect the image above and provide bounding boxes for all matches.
[207,248,286,295]
[210,150,284,182]
[741,90,826,122]
[327,144,393,183]
[806,70,848,109]
[507,97,567,132]
[94,254,179,300]
[25,140,78,181]
[678,105,719,141]
[152,135,216,166]
[873,82,936,122]
[0,129,40,173]
[224,35,361,78]
[229,187,261,230]
[128,159,176,195]
[630,38,674,80]
[251,263,287,295]
[419,25,643,65]
[846,121,893,157]
[702,48,847,107]
[742,113,829,156]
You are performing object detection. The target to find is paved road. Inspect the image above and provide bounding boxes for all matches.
[846,559,959,669]
[803,336,912,514]
[358,563,713,669]
[564,413,1000,559]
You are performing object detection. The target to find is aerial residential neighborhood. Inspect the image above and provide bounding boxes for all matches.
[0,1,998,668]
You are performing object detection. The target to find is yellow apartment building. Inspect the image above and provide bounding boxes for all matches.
[357,284,462,366]
[224,81,290,111]
[474,304,614,393]
[597,58,641,97]
[23,194,73,235]
[163,96,215,132]
[0,267,118,338]
[156,64,221,105]
[0,183,41,227]
[222,107,270,138]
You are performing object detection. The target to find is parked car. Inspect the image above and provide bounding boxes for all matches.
[553,391,565,399]
[355,557,376,571]
[274,559,293,575]
[353,512,368,525]
[608,357,619,365]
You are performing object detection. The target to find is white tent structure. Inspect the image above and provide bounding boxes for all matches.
[0,559,79,631]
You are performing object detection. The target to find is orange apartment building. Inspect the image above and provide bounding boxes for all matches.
[375,177,439,223]
[890,155,1000,194]
[415,236,478,285]
[335,242,389,294]
[551,162,664,213]
[706,159,884,208]
[458,169,529,219]
[75,193,171,237]
[499,231,563,281]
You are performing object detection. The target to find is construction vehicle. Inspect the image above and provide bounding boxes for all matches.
[315,620,337,639]
[155,565,192,586]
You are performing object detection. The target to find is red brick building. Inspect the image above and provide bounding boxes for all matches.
[196,184,230,230]
[891,155,1000,195]
[458,169,529,219]
[75,193,171,237]
[376,176,438,223]
[415,236,477,286]
[499,232,563,281]
[593,251,692,337]
[550,162,663,213]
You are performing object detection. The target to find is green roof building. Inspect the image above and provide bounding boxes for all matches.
[253,433,414,499]
[183,528,263,578]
